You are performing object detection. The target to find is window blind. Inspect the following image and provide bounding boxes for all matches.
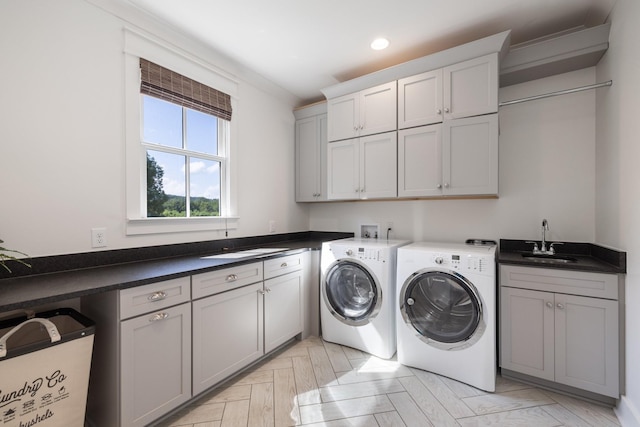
[140,58,232,121]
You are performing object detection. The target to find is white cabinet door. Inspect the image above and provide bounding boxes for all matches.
[398,125,442,197]
[328,94,359,142]
[327,139,360,200]
[120,302,191,427]
[359,81,397,137]
[296,114,327,202]
[264,270,303,353]
[500,287,555,382]
[360,132,397,199]
[398,69,443,129]
[555,294,619,397]
[328,82,397,142]
[192,282,264,395]
[443,53,498,120]
[328,132,397,200]
[443,114,498,196]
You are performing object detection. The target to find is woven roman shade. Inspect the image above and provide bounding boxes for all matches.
[140,58,232,121]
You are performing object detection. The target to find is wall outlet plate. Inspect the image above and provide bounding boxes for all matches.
[91,228,107,248]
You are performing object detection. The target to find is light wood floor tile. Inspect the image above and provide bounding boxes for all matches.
[410,368,475,419]
[300,414,378,426]
[234,369,274,386]
[320,378,404,402]
[309,345,340,387]
[457,406,562,427]
[387,391,434,427]
[293,355,322,406]
[374,410,407,427]
[220,399,249,427]
[398,376,459,426]
[339,345,366,360]
[299,395,394,424]
[541,390,621,426]
[248,382,274,427]
[163,402,225,426]
[323,341,353,372]
[153,338,621,427]
[462,388,556,415]
[274,368,301,426]
[202,384,252,404]
[439,375,488,399]
[541,403,592,427]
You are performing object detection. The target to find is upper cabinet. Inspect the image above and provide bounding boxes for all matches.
[327,82,397,142]
[295,103,327,202]
[398,53,498,129]
[327,131,397,200]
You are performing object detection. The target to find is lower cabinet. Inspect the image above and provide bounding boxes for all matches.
[83,253,306,427]
[500,265,621,399]
[120,302,191,427]
[192,282,264,395]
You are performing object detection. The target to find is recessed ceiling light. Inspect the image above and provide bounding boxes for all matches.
[370,38,389,50]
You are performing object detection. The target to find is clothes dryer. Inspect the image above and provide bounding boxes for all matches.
[396,241,497,391]
[321,238,410,359]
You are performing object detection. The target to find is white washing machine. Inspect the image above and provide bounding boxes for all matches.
[321,238,410,359]
[396,241,497,391]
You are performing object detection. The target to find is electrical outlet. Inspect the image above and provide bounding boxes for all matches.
[91,227,107,248]
[268,220,276,234]
[386,221,394,231]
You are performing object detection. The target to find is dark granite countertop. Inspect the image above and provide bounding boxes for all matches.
[0,231,352,312]
[498,239,626,274]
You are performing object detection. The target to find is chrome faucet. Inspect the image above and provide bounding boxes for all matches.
[541,219,549,253]
[526,219,558,255]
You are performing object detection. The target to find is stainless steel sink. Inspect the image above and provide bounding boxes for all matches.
[521,253,578,263]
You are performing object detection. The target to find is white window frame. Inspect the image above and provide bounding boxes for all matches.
[123,28,239,235]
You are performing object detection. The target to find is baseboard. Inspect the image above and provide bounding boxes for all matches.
[616,396,640,427]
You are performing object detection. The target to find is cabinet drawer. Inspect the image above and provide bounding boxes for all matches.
[192,262,263,299]
[500,265,619,300]
[120,277,191,320]
[264,253,303,279]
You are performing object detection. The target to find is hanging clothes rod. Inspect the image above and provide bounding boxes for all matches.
[499,80,613,107]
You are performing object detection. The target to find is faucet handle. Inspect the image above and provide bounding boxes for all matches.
[549,242,563,254]
[525,241,539,253]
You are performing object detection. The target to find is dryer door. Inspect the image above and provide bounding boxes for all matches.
[323,259,382,326]
[400,269,485,350]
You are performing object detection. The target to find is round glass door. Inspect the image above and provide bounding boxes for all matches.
[400,270,483,349]
[323,260,381,326]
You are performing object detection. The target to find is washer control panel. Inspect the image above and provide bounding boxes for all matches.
[430,252,494,274]
[332,246,386,262]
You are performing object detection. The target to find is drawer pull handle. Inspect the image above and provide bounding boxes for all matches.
[556,303,565,310]
[148,291,167,302]
[546,302,553,308]
[281,262,288,268]
[149,312,169,322]
[266,288,271,293]
[226,274,238,281]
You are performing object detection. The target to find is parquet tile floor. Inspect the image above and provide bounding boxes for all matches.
[154,336,620,427]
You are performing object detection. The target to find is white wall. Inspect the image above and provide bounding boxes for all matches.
[310,68,597,245]
[0,0,306,258]
[596,0,640,424]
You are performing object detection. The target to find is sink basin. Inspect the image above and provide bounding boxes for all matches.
[202,248,289,260]
[521,253,578,263]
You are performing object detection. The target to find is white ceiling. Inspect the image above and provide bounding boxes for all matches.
[122,0,615,104]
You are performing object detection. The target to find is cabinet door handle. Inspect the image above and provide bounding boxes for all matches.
[149,312,169,322]
[437,184,442,189]
[226,274,238,281]
[556,303,565,310]
[546,301,553,308]
[280,262,288,268]
[436,109,442,115]
[444,107,450,113]
[444,183,450,188]
[148,291,167,302]
[258,289,266,295]
[266,288,271,293]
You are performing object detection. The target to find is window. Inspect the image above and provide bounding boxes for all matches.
[139,59,232,219]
